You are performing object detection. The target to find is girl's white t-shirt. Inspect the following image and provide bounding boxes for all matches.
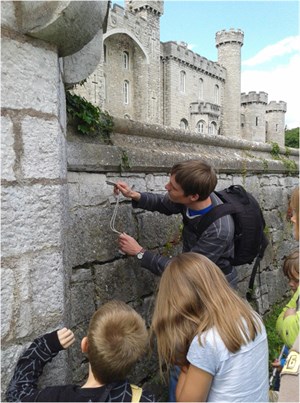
[187,321,269,402]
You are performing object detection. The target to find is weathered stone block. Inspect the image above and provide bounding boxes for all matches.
[1,185,62,257]
[1,116,15,181]
[21,117,64,179]
[2,37,58,113]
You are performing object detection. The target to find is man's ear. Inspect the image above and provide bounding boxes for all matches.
[81,336,88,353]
[190,194,200,202]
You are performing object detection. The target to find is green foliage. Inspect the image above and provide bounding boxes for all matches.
[270,142,281,159]
[269,141,298,175]
[285,127,299,148]
[66,91,113,142]
[263,297,290,375]
[119,150,131,172]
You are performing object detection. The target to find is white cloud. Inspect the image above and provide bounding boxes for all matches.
[241,53,300,129]
[243,36,300,67]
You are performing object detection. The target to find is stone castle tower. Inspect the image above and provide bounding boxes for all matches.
[75,0,286,145]
[216,29,244,138]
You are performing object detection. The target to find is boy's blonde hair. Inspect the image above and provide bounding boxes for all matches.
[283,249,299,282]
[87,300,148,384]
[170,159,217,200]
[151,252,262,373]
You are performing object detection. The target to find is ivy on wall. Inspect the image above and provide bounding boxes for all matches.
[66,91,114,143]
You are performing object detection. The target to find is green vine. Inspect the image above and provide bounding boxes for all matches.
[119,150,131,172]
[269,141,298,175]
[66,91,113,143]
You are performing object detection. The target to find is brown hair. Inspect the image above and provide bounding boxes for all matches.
[283,249,299,282]
[87,300,148,384]
[151,253,262,373]
[170,159,217,200]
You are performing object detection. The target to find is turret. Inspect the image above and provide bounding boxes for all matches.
[241,91,268,143]
[266,101,287,146]
[216,28,244,138]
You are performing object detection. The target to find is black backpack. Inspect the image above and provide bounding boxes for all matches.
[194,185,269,301]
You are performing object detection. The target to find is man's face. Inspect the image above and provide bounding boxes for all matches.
[165,175,191,204]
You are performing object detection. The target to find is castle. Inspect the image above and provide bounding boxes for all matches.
[76,0,287,145]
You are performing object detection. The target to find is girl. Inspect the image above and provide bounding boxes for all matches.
[151,252,269,402]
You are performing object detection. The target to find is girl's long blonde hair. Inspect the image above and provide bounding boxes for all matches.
[151,253,262,372]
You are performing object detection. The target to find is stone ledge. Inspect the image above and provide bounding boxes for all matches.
[67,117,299,174]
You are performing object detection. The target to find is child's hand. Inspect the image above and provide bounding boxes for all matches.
[283,307,296,318]
[57,328,75,349]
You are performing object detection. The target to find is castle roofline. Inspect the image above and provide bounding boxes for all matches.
[241,91,268,105]
[216,28,244,47]
[266,101,287,113]
[161,41,226,80]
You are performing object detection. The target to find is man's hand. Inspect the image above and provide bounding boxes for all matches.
[114,181,141,201]
[57,328,75,349]
[118,233,143,256]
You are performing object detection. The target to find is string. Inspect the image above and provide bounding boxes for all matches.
[110,193,122,235]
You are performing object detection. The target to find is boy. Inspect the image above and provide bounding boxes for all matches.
[6,300,155,402]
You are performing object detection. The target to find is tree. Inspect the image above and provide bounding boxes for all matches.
[285,127,299,148]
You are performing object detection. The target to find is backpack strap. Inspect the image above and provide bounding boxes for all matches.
[130,384,143,403]
[193,202,240,235]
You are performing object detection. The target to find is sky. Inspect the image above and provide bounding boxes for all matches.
[114,0,299,129]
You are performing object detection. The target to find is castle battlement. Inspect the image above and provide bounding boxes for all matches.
[266,101,287,113]
[162,41,226,80]
[216,28,244,47]
[241,91,268,105]
[125,0,164,16]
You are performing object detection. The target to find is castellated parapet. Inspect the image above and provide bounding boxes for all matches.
[162,41,226,80]
[125,0,164,15]
[266,101,287,113]
[215,28,244,47]
[241,91,268,105]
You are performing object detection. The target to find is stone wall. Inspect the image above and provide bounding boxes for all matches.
[1,1,108,400]
[67,117,298,393]
[1,1,299,401]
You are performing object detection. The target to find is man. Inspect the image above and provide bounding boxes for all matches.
[116,159,237,287]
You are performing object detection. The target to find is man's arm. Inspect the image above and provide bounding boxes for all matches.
[6,328,74,402]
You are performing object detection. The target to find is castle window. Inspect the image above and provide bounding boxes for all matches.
[104,45,107,63]
[210,121,217,135]
[256,117,259,126]
[199,78,204,99]
[123,80,129,104]
[214,85,219,104]
[180,71,186,93]
[180,119,188,130]
[276,124,278,132]
[123,51,129,69]
[196,120,205,134]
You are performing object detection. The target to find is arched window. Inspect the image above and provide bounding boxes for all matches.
[256,117,259,126]
[214,84,219,104]
[179,119,188,130]
[210,121,217,135]
[123,80,129,104]
[196,120,205,134]
[199,78,204,100]
[180,71,186,93]
[123,51,129,69]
